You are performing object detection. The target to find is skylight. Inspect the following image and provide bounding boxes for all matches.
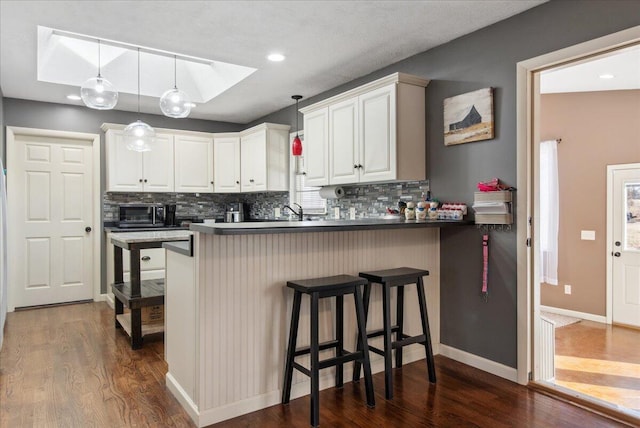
[36,26,257,104]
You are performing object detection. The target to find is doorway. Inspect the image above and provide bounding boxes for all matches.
[515,25,640,422]
[6,127,101,311]
[608,164,640,328]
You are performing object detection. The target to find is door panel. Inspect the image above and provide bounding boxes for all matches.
[174,135,214,193]
[303,108,329,186]
[359,84,396,182]
[9,135,94,308]
[612,167,640,327]
[105,130,144,192]
[329,97,359,184]
[142,133,174,192]
[214,136,241,192]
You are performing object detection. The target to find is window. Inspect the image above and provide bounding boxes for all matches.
[289,132,326,215]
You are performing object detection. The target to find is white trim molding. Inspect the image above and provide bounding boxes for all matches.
[540,305,607,324]
[439,344,518,383]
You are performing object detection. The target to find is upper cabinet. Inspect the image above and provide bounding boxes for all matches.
[105,129,174,192]
[239,123,290,192]
[301,73,429,185]
[104,122,289,194]
[174,134,214,193]
[213,135,241,193]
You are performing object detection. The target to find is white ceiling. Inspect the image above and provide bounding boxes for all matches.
[541,44,640,94]
[0,0,546,124]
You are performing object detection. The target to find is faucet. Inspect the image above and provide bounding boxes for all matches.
[283,203,303,221]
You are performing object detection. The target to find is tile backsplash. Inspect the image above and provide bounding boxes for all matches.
[103,191,289,222]
[103,179,430,223]
[326,180,430,218]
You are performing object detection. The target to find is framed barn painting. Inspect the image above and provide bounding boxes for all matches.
[443,87,494,146]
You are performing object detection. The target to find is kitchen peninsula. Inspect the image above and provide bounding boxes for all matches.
[164,218,470,427]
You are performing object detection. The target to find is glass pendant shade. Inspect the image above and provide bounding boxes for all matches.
[123,120,155,152]
[159,88,191,118]
[81,76,118,109]
[292,135,302,156]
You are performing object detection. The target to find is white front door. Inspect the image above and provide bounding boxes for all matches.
[610,164,640,327]
[8,131,96,308]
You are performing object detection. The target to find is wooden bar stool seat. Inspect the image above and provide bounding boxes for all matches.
[282,274,375,427]
[353,267,436,400]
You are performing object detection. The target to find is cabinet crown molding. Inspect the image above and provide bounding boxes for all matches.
[101,123,217,138]
[300,72,430,114]
[101,122,290,139]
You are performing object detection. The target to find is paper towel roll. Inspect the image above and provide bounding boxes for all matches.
[319,186,345,199]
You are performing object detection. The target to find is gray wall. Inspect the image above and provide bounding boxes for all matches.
[253,1,640,368]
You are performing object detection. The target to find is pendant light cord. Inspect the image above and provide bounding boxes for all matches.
[97,39,102,78]
[174,55,178,90]
[137,47,141,115]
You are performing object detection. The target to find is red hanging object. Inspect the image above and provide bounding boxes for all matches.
[292,134,302,156]
[291,95,303,157]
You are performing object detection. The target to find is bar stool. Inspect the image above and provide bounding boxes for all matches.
[282,275,375,427]
[353,267,436,400]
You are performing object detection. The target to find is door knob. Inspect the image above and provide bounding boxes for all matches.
[613,252,621,257]
[85,226,92,233]
[615,241,621,247]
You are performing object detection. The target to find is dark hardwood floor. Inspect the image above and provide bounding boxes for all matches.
[0,302,630,427]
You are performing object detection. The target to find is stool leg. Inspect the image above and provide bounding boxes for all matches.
[396,285,405,369]
[335,295,344,388]
[417,276,436,383]
[352,282,371,382]
[282,291,302,404]
[354,286,375,408]
[310,292,320,427]
[382,283,394,399]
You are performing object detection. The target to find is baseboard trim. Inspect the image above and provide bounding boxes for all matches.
[103,293,115,309]
[439,344,518,382]
[540,305,607,324]
[166,372,200,424]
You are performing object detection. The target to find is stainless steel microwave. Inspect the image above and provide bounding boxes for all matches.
[118,203,166,228]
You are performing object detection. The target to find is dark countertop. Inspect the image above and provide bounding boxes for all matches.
[104,225,191,233]
[190,218,473,235]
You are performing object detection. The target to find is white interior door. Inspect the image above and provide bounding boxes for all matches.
[610,164,640,327]
[8,132,95,308]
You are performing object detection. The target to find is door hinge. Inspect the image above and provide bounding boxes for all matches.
[528,371,533,381]
[526,238,531,247]
[528,216,532,226]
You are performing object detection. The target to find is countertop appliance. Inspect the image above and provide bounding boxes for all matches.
[225,202,244,223]
[118,203,166,228]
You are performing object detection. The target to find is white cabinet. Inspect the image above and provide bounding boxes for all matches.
[105,129,174,192]
[358,84,396,183]
[239,123,290,192]
[174,135,214,193]
[213,136,241,193]
[329,97,359,185]
[303,108,330,186]
[301,73,429,185]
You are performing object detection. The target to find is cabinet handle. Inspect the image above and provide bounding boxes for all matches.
[139,179,143,183]
[250,179,254,183]
[144,179,148,183]
[358,164,363,169]
[141,256,151,261]
[236,181,240,184]
[354,164,359,169]
[210,181,214,185]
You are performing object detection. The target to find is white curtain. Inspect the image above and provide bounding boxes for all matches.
[539,140,559,285]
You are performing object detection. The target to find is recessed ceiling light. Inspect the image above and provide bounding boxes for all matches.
[67,94,81,100]
[599,74,615,79]
[268,53,285,62]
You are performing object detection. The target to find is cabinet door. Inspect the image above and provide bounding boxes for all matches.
[240,130,267,192]
[303,108,329,186]
[142,133,174,192]
[105,129,144,192]
[213,136,241,193]
[329,97,359,185]
[174,135,214,193]
[359,84,397,183]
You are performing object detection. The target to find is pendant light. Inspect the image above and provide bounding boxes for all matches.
[123,48,155,152]
[159,55,191,118]
[81,39,118,110]
[291,95,303,156]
